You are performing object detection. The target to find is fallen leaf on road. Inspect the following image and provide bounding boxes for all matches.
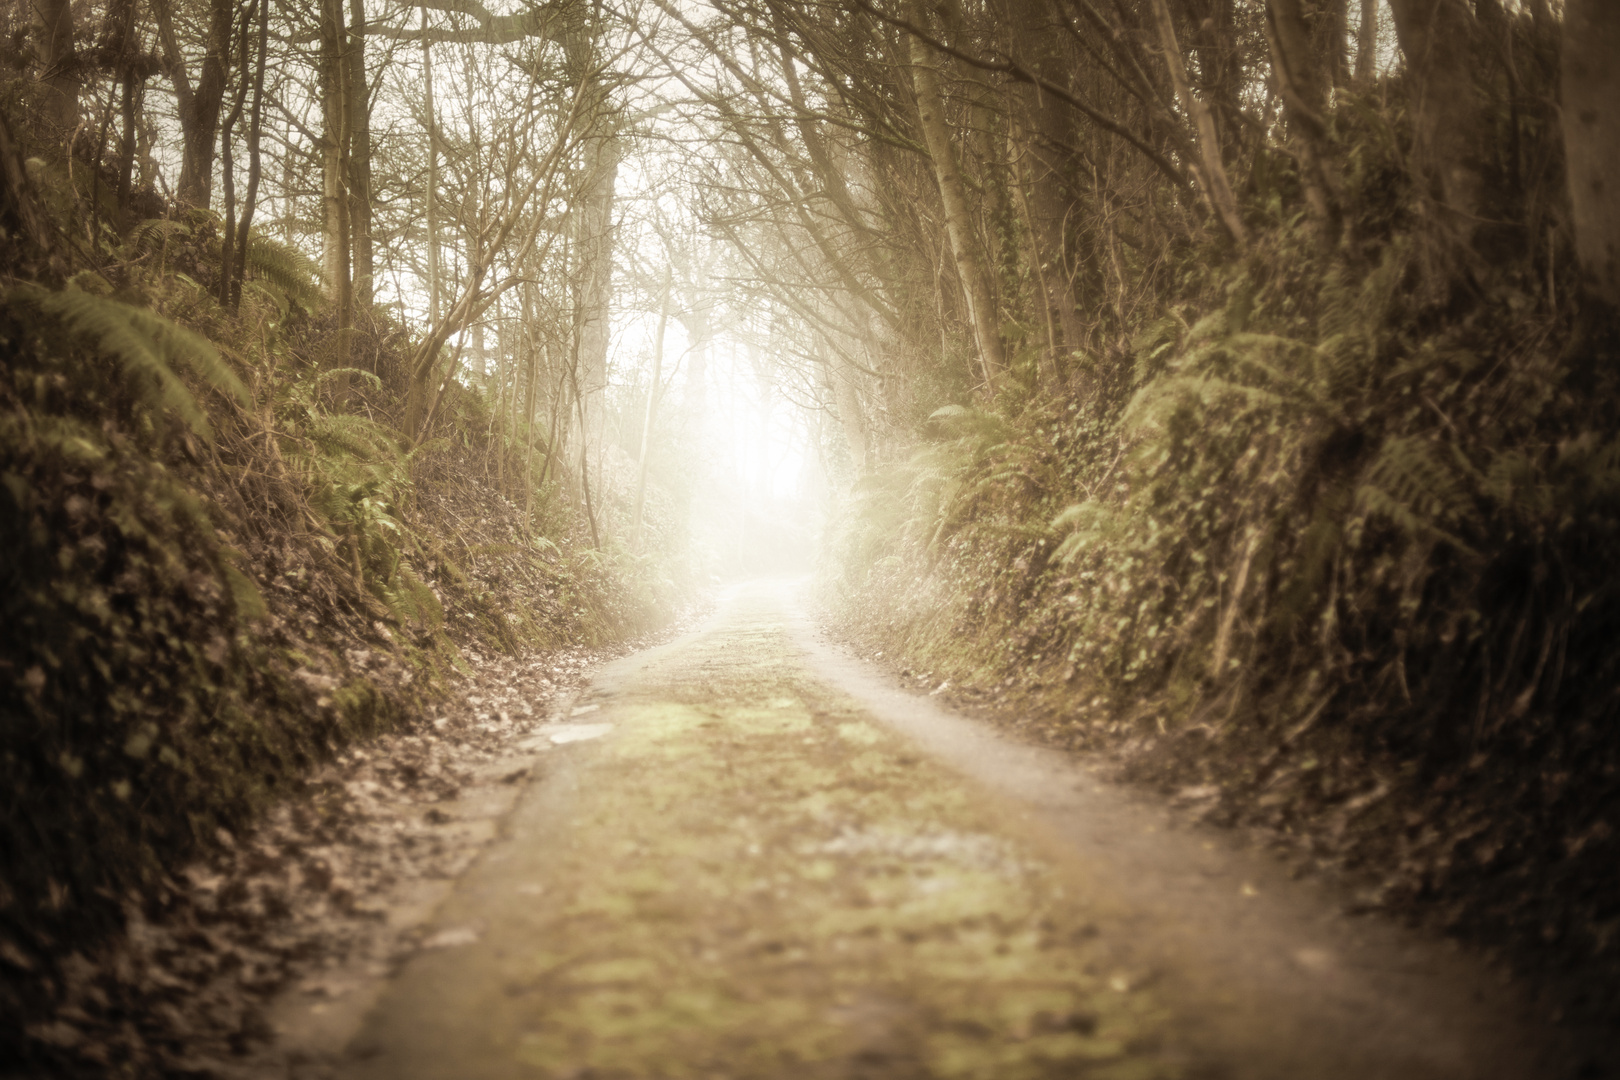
[421,927,480,949]
[550,724,613,744]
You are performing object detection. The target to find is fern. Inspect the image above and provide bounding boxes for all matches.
[926,404,1008,442]
[303,411,403,461]
[8,283,250,438]
[124,218,191,259]
[243,231,325,311]
[1051,500,1117,565]
[1356,435,1480,554]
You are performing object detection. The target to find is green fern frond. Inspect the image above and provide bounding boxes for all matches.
[1357,435,1480,553]
[1124,374,1287,434]
[65,270,114,295]
[125,218,191,257]
[9,284,249,438]
[243,231,325,310]
[0,413,107,464]
[1548,435,1620,505]
[243,278,290,318]
[926,404,1008,443]
[313,367,383,394]
[403,437,451,467]
[1050,501,1116,565]
[303,413,401,460]
[1355,483,1475,555]
[1316,265,1362,344]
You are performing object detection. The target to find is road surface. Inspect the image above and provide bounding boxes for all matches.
[337,580,1565,1080]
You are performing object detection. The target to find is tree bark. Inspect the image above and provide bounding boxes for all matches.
[568,338,602,550]
[521,279,540,528]
[228,0,270,310]
[1148,0,1247,245]
[827,344,869,472]
[30,0,79,132]
[679,268,711,435]
[1561,0,1620,304]
[1265,0,1342,245]
[422,7,441,325]
[320,0,353,375]
[1354,0,1380,85]
[116,64,138,204]
[155,0,232,208]
[563,9,617,457]
[1007,4,1083,383]
[1179,0,1243,159]
[348,0,374,308]
[1314,0,1350,89]
[632,271,670,548]
[1387,0,1483,232]
[218,3,250,308]
[108,0,140,203]
[908,10,1005,395]
[572,133,618,434]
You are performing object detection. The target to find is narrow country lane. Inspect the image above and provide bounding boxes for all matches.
[338,582,1563,1080]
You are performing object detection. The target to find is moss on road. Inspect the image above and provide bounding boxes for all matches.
[344,592,1176,1080]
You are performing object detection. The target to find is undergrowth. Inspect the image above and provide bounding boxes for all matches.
[824,96,1620,1031]
[0,118,684,1073]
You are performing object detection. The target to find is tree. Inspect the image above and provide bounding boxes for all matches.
[1264,0,1341,244]
[1149,0,1247,245]
[907,2,1005,394]
[31,0,80,131]
[1387,0,1484,233]
[155,0,234,208]
[318,0,354,376]
[1561,0,1620,304]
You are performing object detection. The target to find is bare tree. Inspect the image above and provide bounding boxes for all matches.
[155,0,234,207]
[907,2,1005,394]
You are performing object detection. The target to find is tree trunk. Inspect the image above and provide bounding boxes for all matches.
[116,64,138,204]
[155,0,231,208]
[680,271,711,436]
[1387,0,1483,232]
[31,0,79,132]
[1013,4,1083,382]
[569,341,602,550]
[1148,0,1247,245]
[320,0,353,375]
[1314,0,1351,89]
[1355,0,1380,85]
[572,132,619,445]
[908,10,1005,395]
[108,0,140,203]
[827,345,869,472]
[1179,0,1243,160]
[217,6,249,309]
[348,0,374,308]
[1561,0,1620,305]
[1265,0,1342,245]
[633,271,670,548]
[228,0,270,310]
[422,7,440,325]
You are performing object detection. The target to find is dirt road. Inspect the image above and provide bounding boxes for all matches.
[336,581,1568,1080]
